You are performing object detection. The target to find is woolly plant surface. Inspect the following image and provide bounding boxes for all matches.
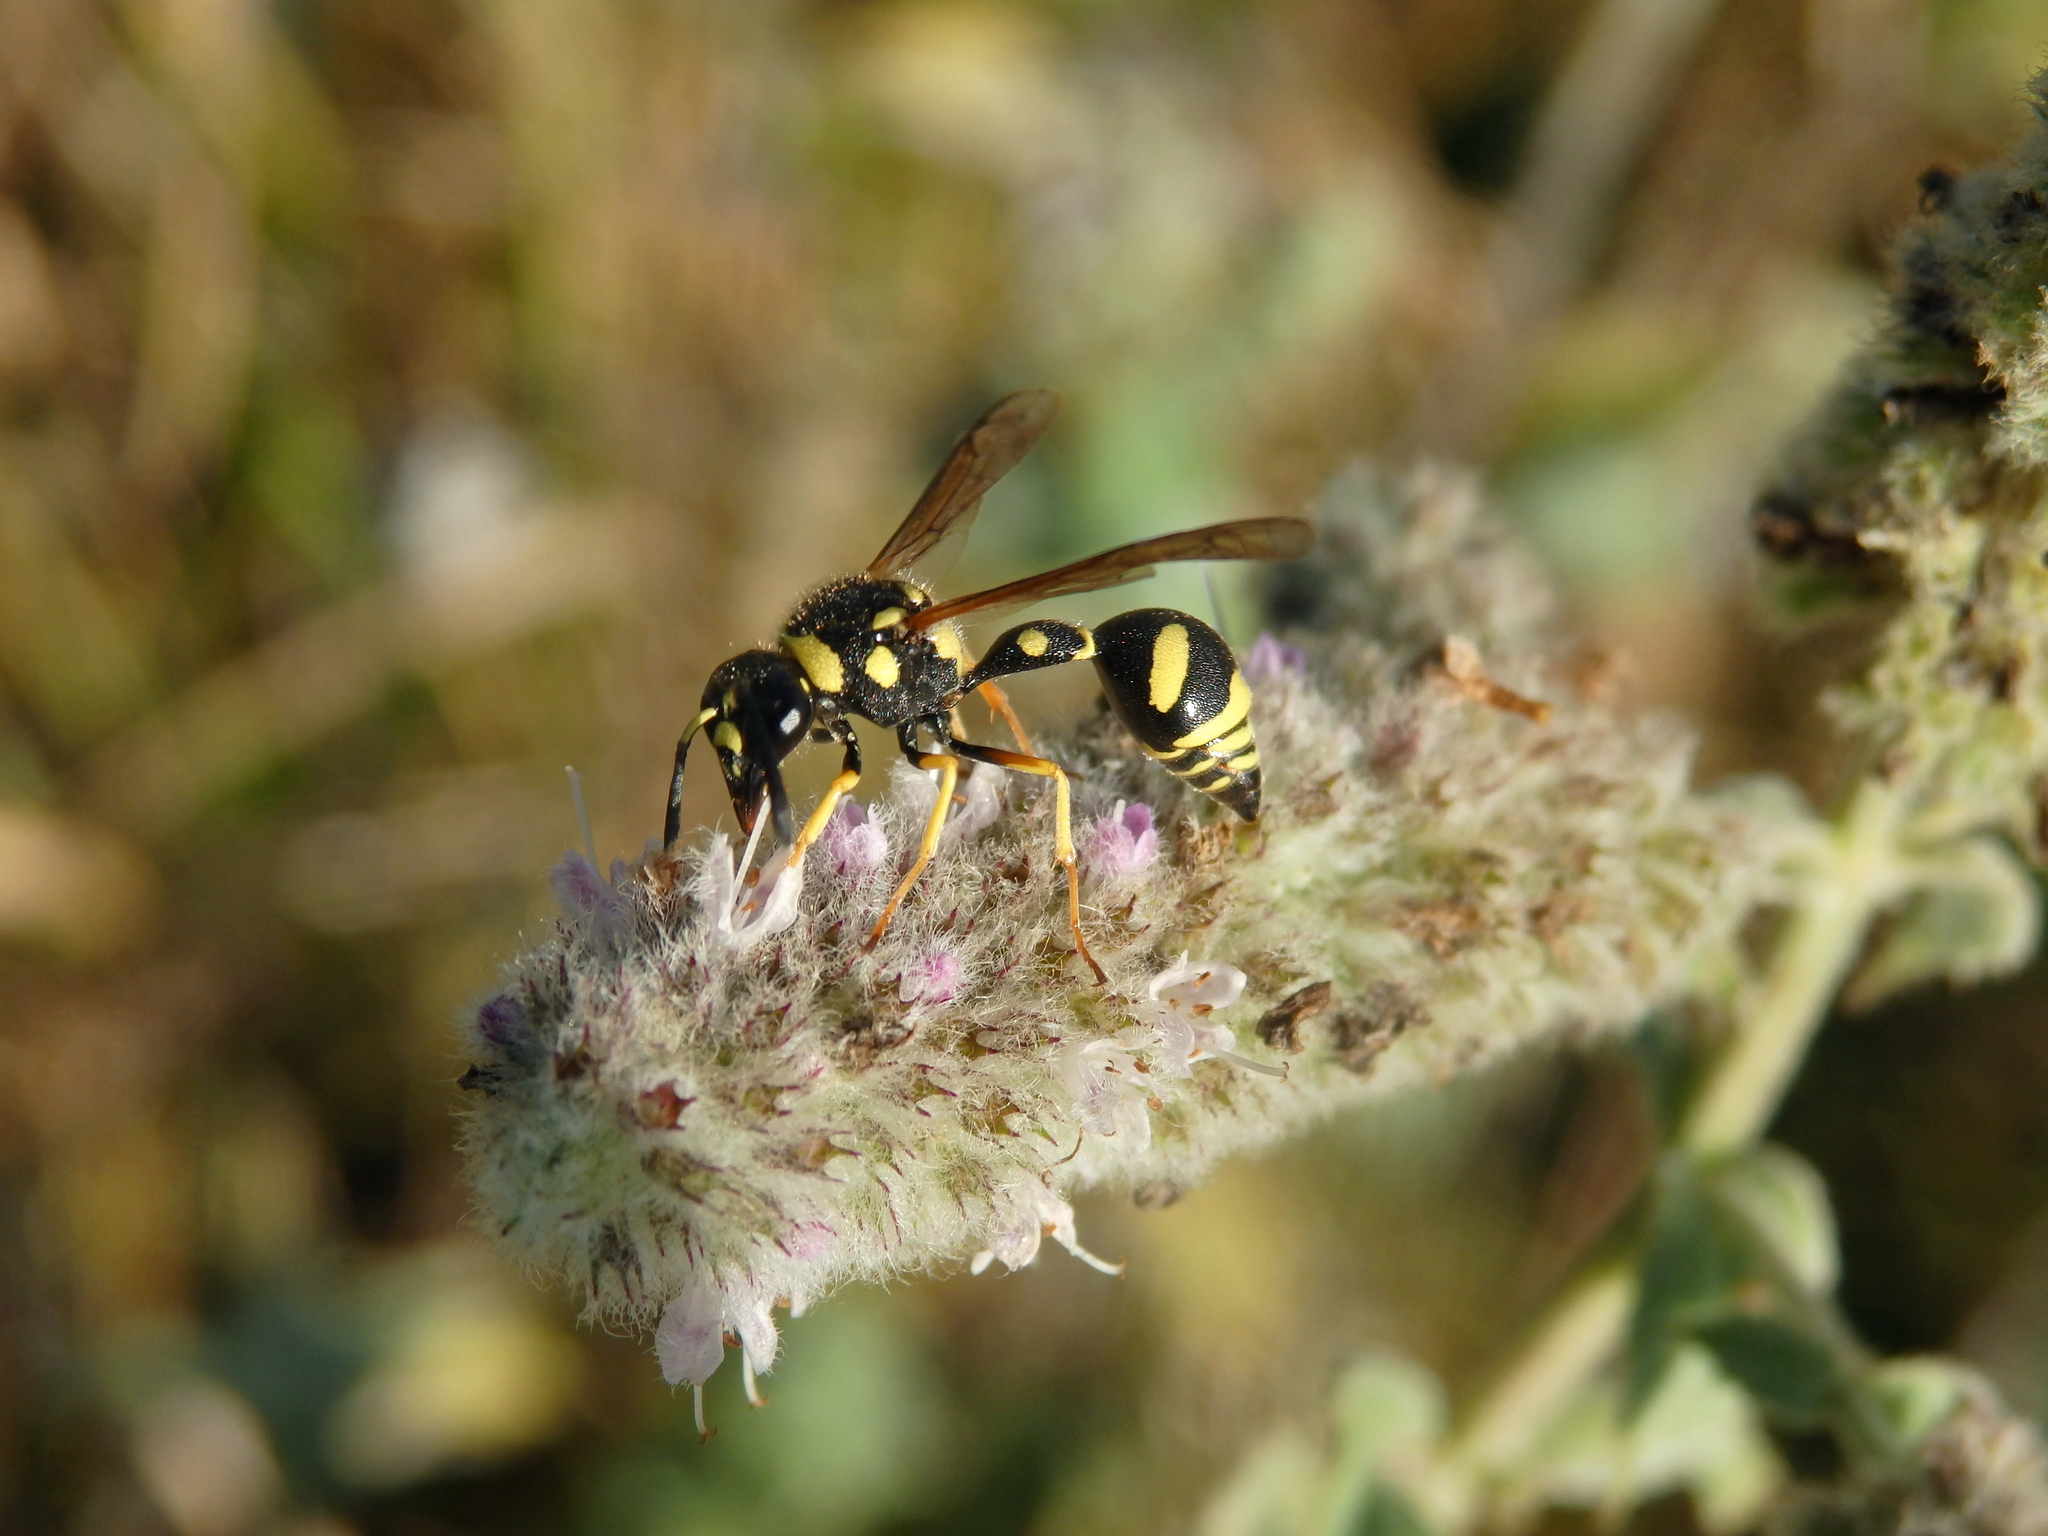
[459,470,1810,1408]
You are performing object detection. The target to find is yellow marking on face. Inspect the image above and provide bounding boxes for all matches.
[723,691,737,712]
[929,623,963,662]
[871,607,906,629]
[1175,672,1251,749]
[864,644,901,688]
[1148,623,1190,713]
[1211,723,1255,756]
[783,634,844,694]
[1017,627,1049,658]
[712,722,744,755]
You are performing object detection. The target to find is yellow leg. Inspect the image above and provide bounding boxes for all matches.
[788,767,861,861]
[954,744,1105,984]
[976,679,1034,754]
[865,754,959,949]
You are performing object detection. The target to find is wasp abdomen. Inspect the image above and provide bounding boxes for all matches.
[1090,608,1260,820]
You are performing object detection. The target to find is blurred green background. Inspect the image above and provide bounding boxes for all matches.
[6,0,2048,1531]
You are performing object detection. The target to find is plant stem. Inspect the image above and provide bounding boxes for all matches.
[1682,778,1898,1154]
[1433,778,1899,1502]
[1438,1260,1637,1475]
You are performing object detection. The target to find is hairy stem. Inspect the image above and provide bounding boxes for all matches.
[1683,779,1899,1153]
[1433,1259,1637,1500]
[1438,778,1901,1498]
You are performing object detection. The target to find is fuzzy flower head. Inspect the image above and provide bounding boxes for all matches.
[459,472,1807,1400]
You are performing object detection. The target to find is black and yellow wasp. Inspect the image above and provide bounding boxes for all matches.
[664,390,1311,980]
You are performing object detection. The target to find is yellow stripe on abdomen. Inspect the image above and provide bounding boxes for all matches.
[1173,672,1252,749]
[1148,624,1190,712]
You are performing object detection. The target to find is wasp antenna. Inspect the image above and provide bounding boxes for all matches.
[665,708,720,852]
[566,766,598,868]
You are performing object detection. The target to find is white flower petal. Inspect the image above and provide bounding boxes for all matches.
[1148,951,1247,1011]
[655,1280,726,1387]
[942,765,1006,846]
[1154,1012,1198,1078]
[727,1293,779,1375]
[704,831,809,949]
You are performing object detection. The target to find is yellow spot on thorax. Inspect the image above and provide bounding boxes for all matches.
[864,644,901,687]
[1017,628,1049,658]
[712,722,744,754]
[783,634,844,694]
[1174,672,1251,748]
[929,624,963,663]
[871,607,906,629]
[1148,623,1190,712]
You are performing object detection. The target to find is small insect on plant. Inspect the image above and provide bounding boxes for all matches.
[664,390,1313,980]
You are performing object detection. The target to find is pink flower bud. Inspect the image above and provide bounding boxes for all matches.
[1081,799,1158,882]
[821,798,888,878]
[1243,631,1306,686]
[902,947,963,1005]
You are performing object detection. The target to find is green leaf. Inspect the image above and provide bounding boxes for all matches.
[1844,835,2039,1010]
[1316,1355,1444,1536]
[1351,1481,1433,1536]
[1864,1356,1977,1451]
[1331,1354,1445,1468]
[1707,1145,1839,1295]
[1693,1314,1843,1425]
[1626,1156,1748,1414]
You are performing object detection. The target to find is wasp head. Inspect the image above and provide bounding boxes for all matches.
[674,650,814,847]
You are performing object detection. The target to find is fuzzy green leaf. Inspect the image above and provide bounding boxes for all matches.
[1845,836,2039,1011]
[1707,1145,1839,1296]
[1692,1314,1843,1426]
[1627,1157,1747,1414]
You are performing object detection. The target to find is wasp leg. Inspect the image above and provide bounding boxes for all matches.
[975,679,1034,753]
[947,738,1106,985]
[788,721,863,862]
[864,743,960,950]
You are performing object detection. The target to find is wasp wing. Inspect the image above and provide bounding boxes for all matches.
[905,517,1314,629]
[865,389,1062,581]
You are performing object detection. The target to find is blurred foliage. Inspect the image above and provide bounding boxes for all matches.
[6,0,2048,1532]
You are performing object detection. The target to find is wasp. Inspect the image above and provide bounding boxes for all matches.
[665,390,1311,980]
